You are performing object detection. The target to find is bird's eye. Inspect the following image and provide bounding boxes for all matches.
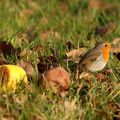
[105,44,107,47]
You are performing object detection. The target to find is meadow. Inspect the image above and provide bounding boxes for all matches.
[0,0,120,120]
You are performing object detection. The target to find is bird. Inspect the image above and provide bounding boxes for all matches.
[78,42,111,72]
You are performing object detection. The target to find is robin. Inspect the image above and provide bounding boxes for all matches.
[78,42,111,72]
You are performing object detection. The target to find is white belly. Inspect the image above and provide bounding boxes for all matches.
[87,54,107,72]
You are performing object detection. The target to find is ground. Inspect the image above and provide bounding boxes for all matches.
[0,0,120,120]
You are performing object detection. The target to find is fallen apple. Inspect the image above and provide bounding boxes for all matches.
[43,67,70,94]
[0,65,28,93]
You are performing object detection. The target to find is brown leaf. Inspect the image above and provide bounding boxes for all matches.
[79,71,93,80]
[111,45,120,53]
[0,41,20,57]
[95,21,116,36]
[95,73,108,82]
[0,41,15,54]
[89,0,118,11]
[66,48,86,59]
[42,67,70,94]
[89,0,103,10]
[112,38,120,45]
[1,117,15,120]
[111,41,120,61]
[17,59,35,78]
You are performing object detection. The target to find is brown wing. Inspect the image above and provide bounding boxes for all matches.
[79,43,103,66]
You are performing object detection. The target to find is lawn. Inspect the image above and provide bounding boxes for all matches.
[0,0,120,120]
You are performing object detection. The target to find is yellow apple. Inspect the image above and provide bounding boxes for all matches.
[0,65,28,93]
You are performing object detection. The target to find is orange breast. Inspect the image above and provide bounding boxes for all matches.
[102,46,111,62]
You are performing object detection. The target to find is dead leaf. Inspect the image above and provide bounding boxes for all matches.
[79,71,93,80]
[111,45,120,53]
[1,117,15,120]
[0,41,20,57]
[66,48,86,59]
[89,0,103,10]
[0,41,15,55]
[17,59,35,78]
[112,38,120,45]
[89,0,118,11]
[111,38,120,60]
[42,67,70,94]
[95,73,108,82]
[95,21,116,36]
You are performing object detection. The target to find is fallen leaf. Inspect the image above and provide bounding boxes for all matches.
[111,45,120,53]
[89,0,118,11]
[66,48,86,59]
[95,21,116,36]
[17,59,35,78]
[111,43,120,61]
[112,38,120,45]
[79,71,93,80]
[1,117,15,120]
[95,73,107,82]
[42,67,70,94]
[89,0,103,10]
[0,41,19,56]
[104,102,120,120]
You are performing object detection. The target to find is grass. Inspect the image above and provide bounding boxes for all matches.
[0,0,120,120]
